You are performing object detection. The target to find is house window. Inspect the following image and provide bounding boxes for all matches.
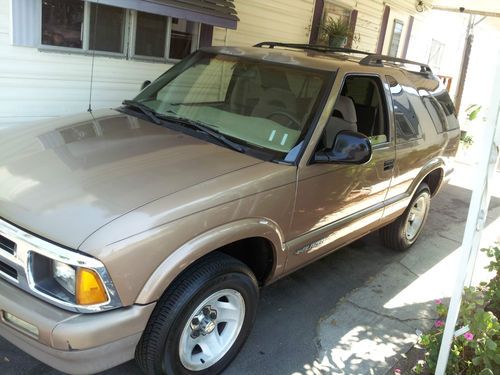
[427,39,445,71]
[388,19,404,57]
[134,12,167,58]
[323,1,350,24]
[170,19,197,60]
[42,0,84,48]
[88,3,127,53]
[40,0,199,61]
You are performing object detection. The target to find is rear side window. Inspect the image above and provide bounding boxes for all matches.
[419,90,447,133]
[386,75,422,143]
[432,90,460,130]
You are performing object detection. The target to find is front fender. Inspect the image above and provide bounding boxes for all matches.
[135,218,286,305]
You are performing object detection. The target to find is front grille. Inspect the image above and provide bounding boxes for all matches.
[0,260,18,279]
[0,234,16,255]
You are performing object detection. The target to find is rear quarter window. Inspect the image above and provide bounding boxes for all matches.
[432,90,460,131]
[419,90,447,133]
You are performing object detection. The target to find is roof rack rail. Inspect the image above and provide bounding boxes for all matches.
[359,54,433,74]
[254,41,373,56]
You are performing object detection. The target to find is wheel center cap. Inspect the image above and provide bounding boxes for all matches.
[191,305,218,337]
[204,320,216,335]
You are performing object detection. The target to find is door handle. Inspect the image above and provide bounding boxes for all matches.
[383,159,395,171]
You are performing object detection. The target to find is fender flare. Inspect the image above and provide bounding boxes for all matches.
[135,218,286,304]
[408,158,445,198]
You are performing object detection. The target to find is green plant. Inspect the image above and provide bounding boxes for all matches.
[320,16,351,39]
[418,245,500,374]
[465,104,482,122]
[460,133,474,147]
[318,16,360,47]
[483,246,500,319]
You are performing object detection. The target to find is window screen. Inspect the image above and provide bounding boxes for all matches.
[135,12,167,58]
[386,75,422,143]
[89,3,126,53]
[169,18,197,59]
[42,0,84,48]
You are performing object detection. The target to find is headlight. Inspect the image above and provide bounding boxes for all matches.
[53,260,76,295]
[30,253,111,308]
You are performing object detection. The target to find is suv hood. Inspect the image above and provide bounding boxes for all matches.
[0,109,262,249]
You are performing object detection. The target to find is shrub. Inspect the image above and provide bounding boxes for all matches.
[417,245,500,374]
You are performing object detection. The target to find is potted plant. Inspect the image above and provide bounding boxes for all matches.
[319,16,351,48]
[460,104,481,146]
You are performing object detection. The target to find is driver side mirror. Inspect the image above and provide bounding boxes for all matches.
[314,130,372,164]
[141,80,151,91]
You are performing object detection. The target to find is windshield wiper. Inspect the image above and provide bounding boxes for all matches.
[122,100,162,125]
[157,112,245,153]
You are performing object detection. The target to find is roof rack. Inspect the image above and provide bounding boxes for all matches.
[254,42,373,57]
[360,54,433,74]
[254,42,433,75]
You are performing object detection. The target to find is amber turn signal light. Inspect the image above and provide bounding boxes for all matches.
[76,268,108,305]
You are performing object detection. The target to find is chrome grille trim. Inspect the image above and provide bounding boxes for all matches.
[0,218,122,313]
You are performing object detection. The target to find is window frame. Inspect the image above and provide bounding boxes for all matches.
[38,0,200,62]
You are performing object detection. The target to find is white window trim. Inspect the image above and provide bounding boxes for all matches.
[37,1,200,63]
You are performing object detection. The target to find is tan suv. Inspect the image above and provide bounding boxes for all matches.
[0,42,459,374]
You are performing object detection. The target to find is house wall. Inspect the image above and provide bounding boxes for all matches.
[0,0,171,126]
[212,0,316,47]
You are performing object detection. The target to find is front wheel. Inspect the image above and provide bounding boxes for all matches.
[135,253,259,375]
[379,183,431,251]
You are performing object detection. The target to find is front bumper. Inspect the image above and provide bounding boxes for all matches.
[0,279,155,374]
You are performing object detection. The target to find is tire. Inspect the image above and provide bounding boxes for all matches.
[135,253,259,375]
[380,183,431,251]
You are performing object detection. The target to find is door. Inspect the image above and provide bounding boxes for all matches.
[286,74,396,272]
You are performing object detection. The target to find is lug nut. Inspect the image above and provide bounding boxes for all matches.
[202,307,210,315]
[210,312,217,320]
[191,330,200,338]
[192,317,200,325]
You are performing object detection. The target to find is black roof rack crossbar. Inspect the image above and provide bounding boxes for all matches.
[254,42,374,56]
[359,54,433,74]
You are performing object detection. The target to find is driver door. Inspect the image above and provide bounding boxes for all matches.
[286,74,396,272]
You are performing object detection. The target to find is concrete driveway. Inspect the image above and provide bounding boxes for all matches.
[0,163,498,375]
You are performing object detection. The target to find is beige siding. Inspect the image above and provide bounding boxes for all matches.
[212,0,315,46]
[354,0,385,52]
[0,0,172,125]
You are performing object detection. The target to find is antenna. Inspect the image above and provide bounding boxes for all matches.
[88,1,99,113]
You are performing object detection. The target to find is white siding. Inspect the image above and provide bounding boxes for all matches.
[212,0,315,46]
[0,0,172,125]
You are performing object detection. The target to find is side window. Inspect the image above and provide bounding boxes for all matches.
[386,75,422,143]
[320,75,389,149]
[419,90,447,133]
[432,90,460,130]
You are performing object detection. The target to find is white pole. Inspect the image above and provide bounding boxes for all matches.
[434,51,500,374]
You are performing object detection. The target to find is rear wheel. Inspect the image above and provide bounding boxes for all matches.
[135,253,259,375]
[380,183,431,251]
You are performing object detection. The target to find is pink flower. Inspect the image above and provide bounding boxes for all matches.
[435,299,442,305]
[464,332,474,341]
[434,320,444,328]
[394,369,401,374]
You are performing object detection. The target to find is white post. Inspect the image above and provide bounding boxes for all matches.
[434,51,500,374]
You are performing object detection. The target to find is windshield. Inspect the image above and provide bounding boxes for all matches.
[133,51,330,159]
